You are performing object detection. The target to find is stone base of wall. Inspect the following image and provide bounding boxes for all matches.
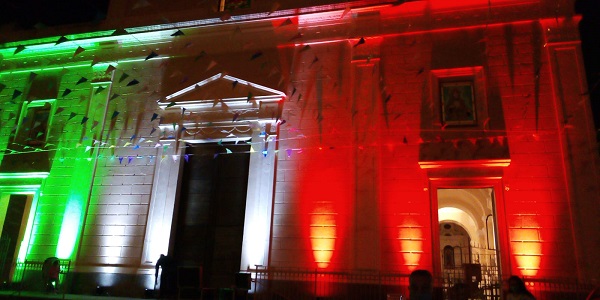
[69,272,153,298]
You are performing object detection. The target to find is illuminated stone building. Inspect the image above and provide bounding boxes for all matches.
[0,0,598,298]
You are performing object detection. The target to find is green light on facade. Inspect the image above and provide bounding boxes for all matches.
[17,192,40,262]
[55,155,94,260]
[56,197,83,259]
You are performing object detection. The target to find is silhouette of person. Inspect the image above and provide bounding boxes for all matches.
[506,276,535,300]
[42,257,60,293]
[444,88,473,122]
[409,269,433,300]
[155,254,177,298]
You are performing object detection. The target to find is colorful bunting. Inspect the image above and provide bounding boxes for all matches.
[55,107,65,115]
[0,83,5,93]
[279,18,293,27]
[233,113,240,122]
[130,134,136,141]
[354,37,365,47]
[206,60,218,71]
[150,127,157,135]
[112,28,128,36]
[14,45,25,55]
[111,111,120,119]
[171,30,184,36]
[62,88,72,97]
[247,92,253,102]
[184,154,189,162]
[232,80,238,89]
[73,46,85,57]
[341,6,351,18]
[12,90,22,100]
[194,51,206,61]
[109,93,120,101]
[286,149,293,157]
[95,86,106,95]
[76,77,88,85]
[225,148,233,154]
[119,73,129,83]
[91,120,99,130]
[250,51,263,60]
[145,51,159,60]
[91,56,102,66]
[55,36,68,45]
[289,33,303,41]
[127,79,139,86]
[151,113,159,122]
[81,116,89,124]
[68,112,77,121]
[29,72,37,82]
[166,102,176,108]
[105,65,117,74]
[300,45,311,52]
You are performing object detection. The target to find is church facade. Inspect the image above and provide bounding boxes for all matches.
[0,0,598,298]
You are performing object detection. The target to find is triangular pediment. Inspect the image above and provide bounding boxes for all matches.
[158,73,285,109]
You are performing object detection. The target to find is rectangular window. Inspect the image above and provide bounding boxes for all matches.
[430,67,487,129]
[15,100,54,147]
[219,0,251,12]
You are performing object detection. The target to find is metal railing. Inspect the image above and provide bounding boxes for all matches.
[12,259,71,298]
[251,267,408,300]
[247,267,597,300]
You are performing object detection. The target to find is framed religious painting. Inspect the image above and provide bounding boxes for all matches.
[440,81,477,126]
[219,0,251,11]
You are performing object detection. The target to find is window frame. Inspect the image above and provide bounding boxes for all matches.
[14,99,56,147]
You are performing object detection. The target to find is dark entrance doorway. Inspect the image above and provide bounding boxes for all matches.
[0,194,29,282]
[173,142,250,288]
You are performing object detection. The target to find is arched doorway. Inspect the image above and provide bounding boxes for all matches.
[437,188,500,299]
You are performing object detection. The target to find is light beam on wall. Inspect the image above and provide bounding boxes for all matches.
[399,233,423,270]
[310,213,336,269]
[56,197,83,259]
[243,216,270,268]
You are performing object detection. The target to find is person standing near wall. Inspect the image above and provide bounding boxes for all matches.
[155,254,177,298]
[409,269,434,300]
[506,276,536,300]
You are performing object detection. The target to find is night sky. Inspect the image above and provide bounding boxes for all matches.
[0,0,109,29]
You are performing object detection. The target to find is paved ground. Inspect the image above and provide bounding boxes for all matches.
[0,290,147,300]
